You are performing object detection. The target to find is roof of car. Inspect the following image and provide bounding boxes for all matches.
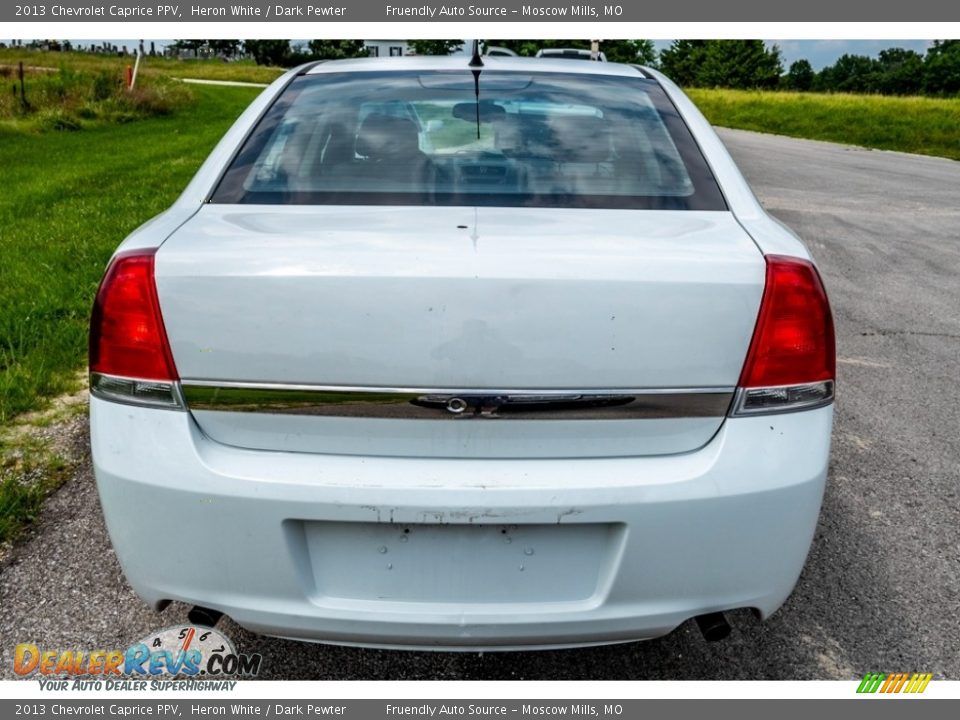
[305,55,651,78]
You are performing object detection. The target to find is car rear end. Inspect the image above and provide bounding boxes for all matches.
[89,58,834,649]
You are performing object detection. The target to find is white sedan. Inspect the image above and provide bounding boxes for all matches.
[89,55,835,650]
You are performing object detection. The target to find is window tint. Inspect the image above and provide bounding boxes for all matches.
[212,71,726,211]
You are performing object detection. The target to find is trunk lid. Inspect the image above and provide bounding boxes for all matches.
[155,205,763,458]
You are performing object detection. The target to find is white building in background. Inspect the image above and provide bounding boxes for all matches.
[363,40,412,57]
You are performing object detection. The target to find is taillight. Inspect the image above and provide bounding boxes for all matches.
[89,250,183,409]
[732,255,835,415]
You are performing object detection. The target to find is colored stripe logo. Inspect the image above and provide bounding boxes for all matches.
[857,672,933,694]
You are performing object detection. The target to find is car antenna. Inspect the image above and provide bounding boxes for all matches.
[469,40,483,139]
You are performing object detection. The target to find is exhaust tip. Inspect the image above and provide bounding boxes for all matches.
[187,606,224,627]
[694,612,731,642]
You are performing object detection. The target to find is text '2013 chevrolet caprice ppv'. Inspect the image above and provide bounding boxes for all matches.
[90,53,835,650]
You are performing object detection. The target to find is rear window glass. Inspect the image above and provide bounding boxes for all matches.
[212,71,726,211]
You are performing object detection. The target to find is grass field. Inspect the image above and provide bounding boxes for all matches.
[688,88,960,161]
[0,82,260,544]
[0,84,261,424]
[1,65,194,132]
[0,48,285,84]
[0,49,281,133]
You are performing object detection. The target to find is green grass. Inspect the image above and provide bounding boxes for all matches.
[0,434,72,545]
[688,88,960,161]
[1,64,194,132]
[0,84,262,424]
[0,387,88,546]
[0,48,282,133]
[0,49,285,84]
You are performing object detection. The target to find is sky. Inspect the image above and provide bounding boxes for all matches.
[52,39,937,71]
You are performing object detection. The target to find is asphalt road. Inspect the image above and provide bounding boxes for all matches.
[2,128,959,680]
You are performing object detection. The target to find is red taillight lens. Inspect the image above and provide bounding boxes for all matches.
[89,250,178,382]
[738,255,835,389]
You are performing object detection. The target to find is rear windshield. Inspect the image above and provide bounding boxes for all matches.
[212,70,726,211]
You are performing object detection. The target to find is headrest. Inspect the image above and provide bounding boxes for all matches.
[356,114,421,160]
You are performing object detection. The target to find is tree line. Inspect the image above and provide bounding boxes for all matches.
[171,39,960,97]
[657,40,960,96]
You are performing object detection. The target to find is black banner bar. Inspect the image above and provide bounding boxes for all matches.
[4,0,960,22]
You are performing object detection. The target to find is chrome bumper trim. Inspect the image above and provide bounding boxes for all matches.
[180,381,735,420]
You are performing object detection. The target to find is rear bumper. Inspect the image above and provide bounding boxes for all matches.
[91,398,831,650]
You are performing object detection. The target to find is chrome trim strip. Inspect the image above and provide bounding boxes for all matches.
[180,381,734,420]
[181,380,736,395]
